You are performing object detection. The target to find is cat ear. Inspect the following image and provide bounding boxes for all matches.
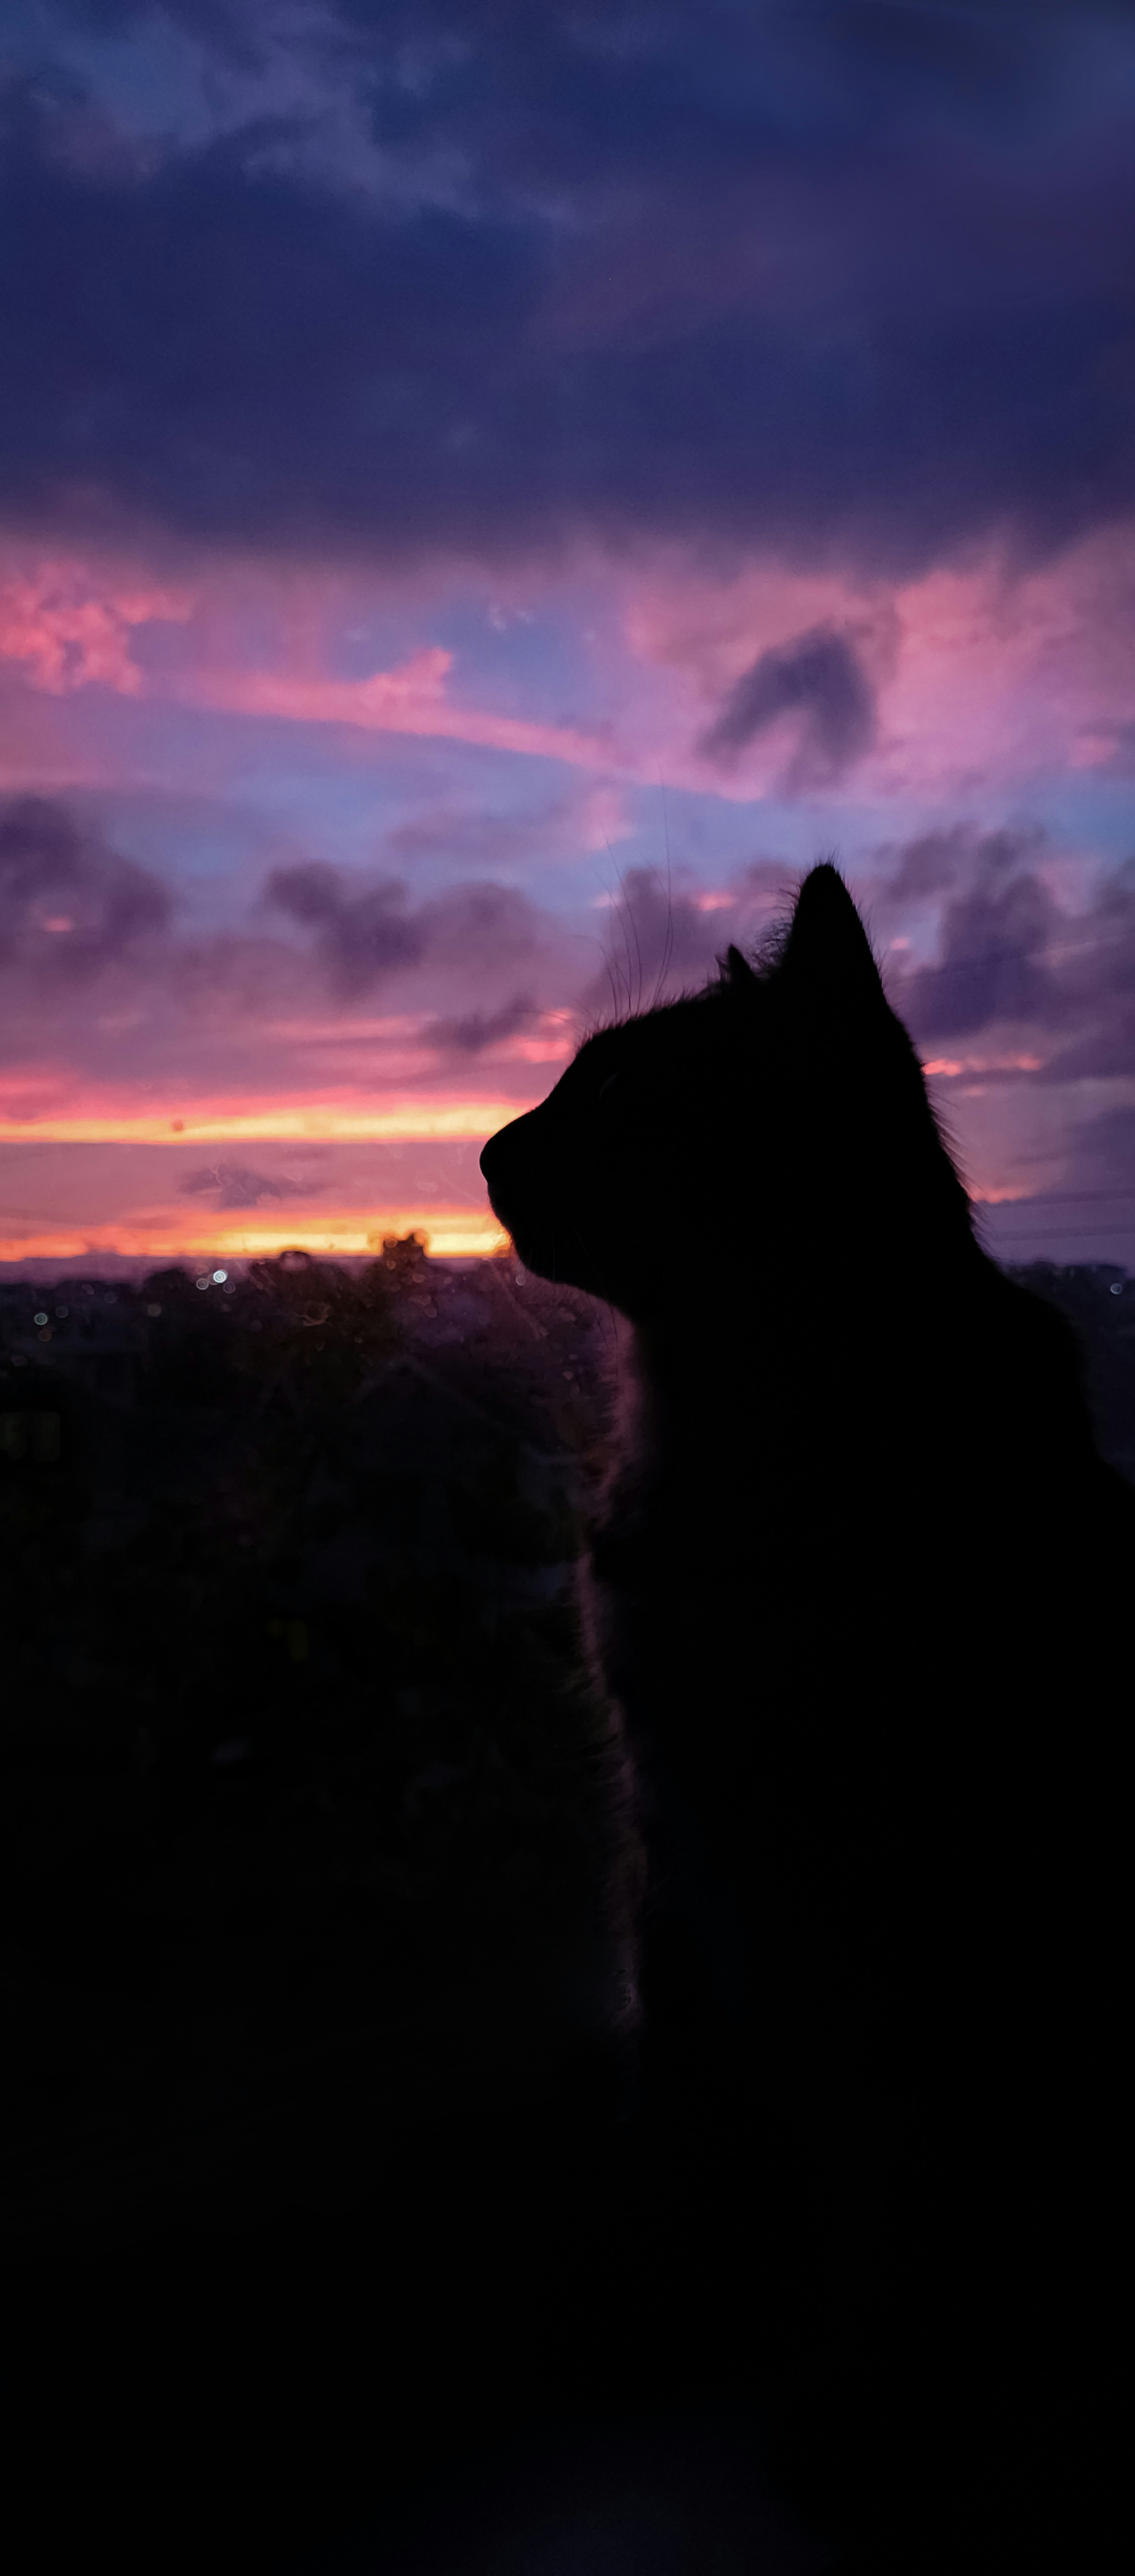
[721,944,757,988]
[780,863,884,1008]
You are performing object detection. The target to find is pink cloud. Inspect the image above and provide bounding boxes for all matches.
[610,520,1135,800]
[181,653,609,765]
[0,551,615,773]
[6,527,1135,819]
[922,1055,1045,1078]
[0,558,192,696]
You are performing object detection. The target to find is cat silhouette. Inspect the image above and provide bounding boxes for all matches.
[481,863,1131,2573]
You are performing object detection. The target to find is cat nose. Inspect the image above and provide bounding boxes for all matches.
[480,1110,530,1185]
[479,1126,518,1208]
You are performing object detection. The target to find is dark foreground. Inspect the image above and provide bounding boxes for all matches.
[3,1249,1132,2573]
[6,2068,836,2576]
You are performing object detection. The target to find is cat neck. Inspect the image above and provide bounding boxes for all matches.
[633,1209,985,1363]
[621,1216,997,1496]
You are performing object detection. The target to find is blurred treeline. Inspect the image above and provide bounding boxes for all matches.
[0,1246,1131,2258]
[0,1239,637,2257]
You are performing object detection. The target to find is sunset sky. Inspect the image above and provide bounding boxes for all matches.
[3,1,1135,1270]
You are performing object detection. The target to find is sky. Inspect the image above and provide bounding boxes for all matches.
[3,0,1135,1270]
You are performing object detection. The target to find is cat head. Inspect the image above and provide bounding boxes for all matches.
[479,864,970,1319]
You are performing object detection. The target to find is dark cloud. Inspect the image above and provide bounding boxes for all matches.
[265,862,425,995]
[878,828,1135,1074]
[698,626,875,784]
[1032,856,1135,1079]
[886,824,1061,1038]
[180,1161,324,1207]
[424,994,537,1054]
[264,863,540,996]
[420,879,539,967]
[875,822,1048,912]
[0,795,549,1051]
[0,795,172,978]
[884,827,977,904]
[2,788,1132,1137]
[904,874,1060,1037]
[4,4,1135,573]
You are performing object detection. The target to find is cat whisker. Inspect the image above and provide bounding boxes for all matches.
[651,780,675,1010]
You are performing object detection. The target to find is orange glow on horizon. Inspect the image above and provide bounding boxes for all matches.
[0,1208,509,1264]
[0,1188,1064,1263]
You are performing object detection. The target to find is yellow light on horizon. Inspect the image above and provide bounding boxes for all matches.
[0,1100,531,1146]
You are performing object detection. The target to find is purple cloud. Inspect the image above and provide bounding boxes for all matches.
[424,995,537,1055]
[699,627,875,786]
[265,863,425,995]
[179,1163,325,1208]
[0,796,172,980]
[419,880,539,969]
[880,828,1135,1080]
[263,864,540,999]
[4,6,1135,576]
